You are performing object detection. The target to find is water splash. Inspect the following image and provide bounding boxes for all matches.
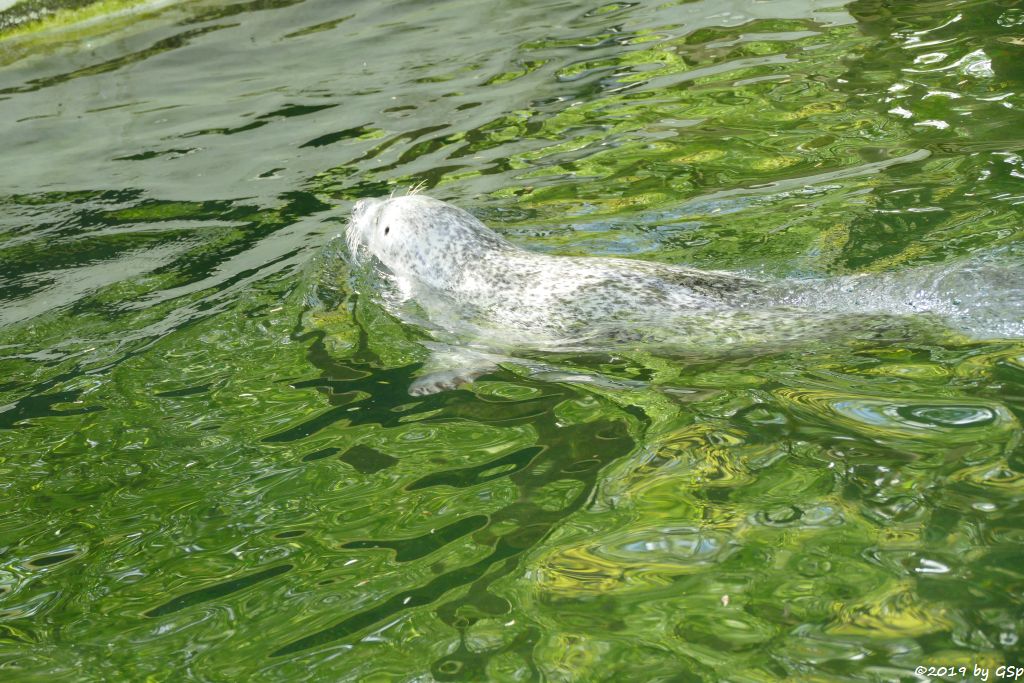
[785,246,1024,339]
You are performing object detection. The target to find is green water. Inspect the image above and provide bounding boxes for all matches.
[2,0,1023,680]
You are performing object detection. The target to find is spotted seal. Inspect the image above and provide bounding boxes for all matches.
[347,194,779,340]
[344,194,1015,394]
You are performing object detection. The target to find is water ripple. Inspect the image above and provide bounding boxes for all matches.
[0,0,1022,680]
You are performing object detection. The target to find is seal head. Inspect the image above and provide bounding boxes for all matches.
[348,195,514,295]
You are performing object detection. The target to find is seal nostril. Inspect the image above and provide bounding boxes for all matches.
[384,226,390,235]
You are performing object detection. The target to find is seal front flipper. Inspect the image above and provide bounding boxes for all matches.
[408,343,507,396]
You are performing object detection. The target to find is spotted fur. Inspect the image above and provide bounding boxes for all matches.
[346,195,916,352]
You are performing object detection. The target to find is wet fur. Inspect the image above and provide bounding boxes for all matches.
[346,195,823,350]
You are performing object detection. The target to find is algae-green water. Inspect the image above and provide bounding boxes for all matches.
[2,0,1023,680]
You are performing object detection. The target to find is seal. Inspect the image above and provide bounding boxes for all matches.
[344,194,1021,394]
[345,194,793,341]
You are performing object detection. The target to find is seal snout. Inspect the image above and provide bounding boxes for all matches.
[347,197,384,257]
[351,197,383,220]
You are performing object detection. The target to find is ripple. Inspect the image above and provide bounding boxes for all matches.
[534,527,735,596]
[1,0,1023,680]
[24,548,82,569]
[896,404,996,427]
[145,564,293,618]
[827,587,954,638]
[675,610,777,652]
[775,388,1018,449]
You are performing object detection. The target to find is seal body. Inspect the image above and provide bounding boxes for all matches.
[344,194,999,393]
[347,195,802,351]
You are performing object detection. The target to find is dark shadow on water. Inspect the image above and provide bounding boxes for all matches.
[145,564,293,618]
[343,515,489,562]
[406,445,544,490]
[337,444,398,473]
[264,321,648,675]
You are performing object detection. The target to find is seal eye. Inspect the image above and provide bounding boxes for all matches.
[384,226,390,236]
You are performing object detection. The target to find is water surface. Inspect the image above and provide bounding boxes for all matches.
[1,0,1023,680]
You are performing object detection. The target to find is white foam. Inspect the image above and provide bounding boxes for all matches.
[783,249,1024,339]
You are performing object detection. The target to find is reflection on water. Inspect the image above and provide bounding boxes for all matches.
[1,0,1023,680]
